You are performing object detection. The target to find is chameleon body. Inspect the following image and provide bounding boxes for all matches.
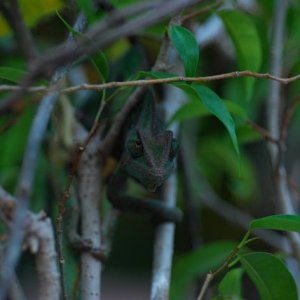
[107,97,182,222]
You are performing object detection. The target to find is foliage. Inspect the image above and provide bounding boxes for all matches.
[1,0,300,299]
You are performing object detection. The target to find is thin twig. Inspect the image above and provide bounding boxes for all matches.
[182,0,223,23]
[197,242,242,300]
[246,120,280,145]
[1,70,300,97]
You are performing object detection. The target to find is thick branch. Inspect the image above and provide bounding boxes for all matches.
[0,187,60,300]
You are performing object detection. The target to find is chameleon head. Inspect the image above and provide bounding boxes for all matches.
[122,127,178,192]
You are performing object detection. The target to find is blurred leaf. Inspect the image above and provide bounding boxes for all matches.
[250,215,300,233]
[76,0,96,23]
[219,10,262,100]
[171,241,236,300]
[106,39,131,61]
[0,67,26,83]
[0,0,63,36]
[139,70,177,79]
[56,11,79,37]
[0,106,34,169]
[236,124,262,144]
[169,25,199,77]
[218,268,244,300]
[197,137,257,201]
[57,12,109,81]
[240,252,298,300]
[91,51,109,81]
[168,101,209,124]
[168,100,247,125]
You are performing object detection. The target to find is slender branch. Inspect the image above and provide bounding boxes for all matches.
[1,70,300,97]
[266,0,300,263]
[182,0,223,23]
[246,120,280,145]
[196,236,246,300]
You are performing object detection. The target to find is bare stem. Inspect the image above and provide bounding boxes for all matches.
[1,70,300,98]
[266,0,300,262]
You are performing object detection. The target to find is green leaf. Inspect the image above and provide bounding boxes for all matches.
[171,241,236,300]
[57,11,109,81]
[168,101,209,124]
[137,71,239,155]
[76,0,96,23]
[169,25,199,77]
[219,10,262,100]
[139,70,178,80]
[56,10,80,37]
[250,215,300,233]
[218,268,244,299]
[168,100,247,125]
[240,252,298,300]
[0,67,26,83]
[91,51,109,81]
[191,84,239,156]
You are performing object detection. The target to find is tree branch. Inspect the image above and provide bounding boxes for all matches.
[1,70,300,98]
[0,12,88,300]
[266,0,300,263]
[0,0,203,114]
[0,186,60,300]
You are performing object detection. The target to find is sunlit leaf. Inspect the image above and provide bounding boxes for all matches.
[240,252,298,300]
[170,25,199,77]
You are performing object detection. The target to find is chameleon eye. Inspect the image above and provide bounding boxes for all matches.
[135,140,142,147]
[128,139,143,158]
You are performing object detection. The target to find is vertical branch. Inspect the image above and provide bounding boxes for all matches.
[266,0,300,261]
[0,13,88,300]
[74,124,102,300]
[150,174,177,300]
[150,43,186,298]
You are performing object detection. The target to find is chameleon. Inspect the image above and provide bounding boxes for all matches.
[107,96,182,223]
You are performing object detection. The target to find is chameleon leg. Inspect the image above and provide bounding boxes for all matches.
[108,189,182,223]
[107,168,182,222]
